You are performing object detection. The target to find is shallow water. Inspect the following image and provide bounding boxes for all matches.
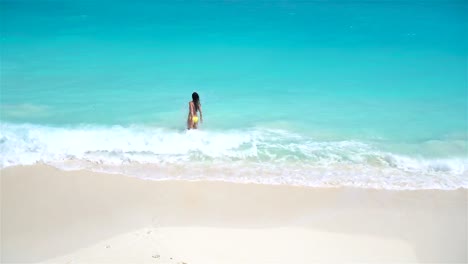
[1,1,466,189]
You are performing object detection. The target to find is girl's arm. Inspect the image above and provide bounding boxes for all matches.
[199,105,203,123]
[187,102,193,129]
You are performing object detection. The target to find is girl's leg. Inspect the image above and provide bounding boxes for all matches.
[187,116,193,129]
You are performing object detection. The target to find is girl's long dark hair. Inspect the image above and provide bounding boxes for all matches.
[192,92,200,112]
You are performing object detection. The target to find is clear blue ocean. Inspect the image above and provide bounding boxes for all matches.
[1,0,466,189]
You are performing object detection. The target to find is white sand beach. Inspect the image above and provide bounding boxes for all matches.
[1,165,467,263]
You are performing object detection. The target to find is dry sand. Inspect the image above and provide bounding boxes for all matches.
[1,165,467,263]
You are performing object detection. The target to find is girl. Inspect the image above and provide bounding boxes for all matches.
[187,92,203,129]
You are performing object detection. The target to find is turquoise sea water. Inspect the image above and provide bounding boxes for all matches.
[1,1,467,189]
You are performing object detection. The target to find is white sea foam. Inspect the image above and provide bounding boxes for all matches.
[1,123,466,190]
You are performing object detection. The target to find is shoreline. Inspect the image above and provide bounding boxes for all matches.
[1,165,467,263]
[2,123,466,191]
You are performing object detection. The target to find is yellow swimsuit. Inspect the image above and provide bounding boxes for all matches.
[192,116,199,123]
